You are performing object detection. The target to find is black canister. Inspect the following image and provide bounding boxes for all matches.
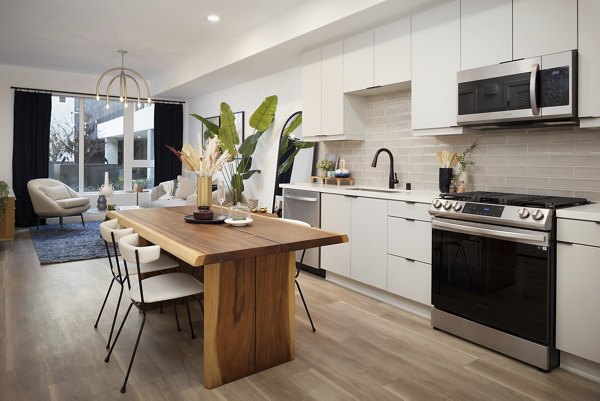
[438,168,453,193]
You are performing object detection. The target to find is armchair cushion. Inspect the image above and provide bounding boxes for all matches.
[39,185,71,200]
[55,197,90,209]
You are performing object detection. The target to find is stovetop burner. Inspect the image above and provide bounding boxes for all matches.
[439,191,589,209]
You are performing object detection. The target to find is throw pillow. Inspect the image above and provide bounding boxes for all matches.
[174,175,196,199]
[159,180,175,197]
[39,185,71,201]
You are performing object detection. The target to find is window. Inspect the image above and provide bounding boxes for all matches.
[49,96,155,192]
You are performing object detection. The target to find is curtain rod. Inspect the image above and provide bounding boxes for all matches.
[10,86,186,105]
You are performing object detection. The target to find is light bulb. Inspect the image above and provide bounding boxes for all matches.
[96,95,100,101]
[105,103,110,110]
[119,96,123,102]
[137,102,141,108]
[124,102,128,108]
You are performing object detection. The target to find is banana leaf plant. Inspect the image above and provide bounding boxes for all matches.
[191,95,278,204]
[276,112,314,176]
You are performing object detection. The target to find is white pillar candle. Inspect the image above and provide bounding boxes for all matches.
[104,171,109,187]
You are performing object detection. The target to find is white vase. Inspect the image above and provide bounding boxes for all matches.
[99,183,114,197]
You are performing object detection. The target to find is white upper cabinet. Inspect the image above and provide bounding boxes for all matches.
[578,0,600,123]
[513,0,577,60]
[343,31,373,93]
[411,0,463,134]
[343,18,411,93]
[460,0,512,70]
[302,41,365,141]
[301,47,322,138]
[374,18,411,87]
[321,41,344,136]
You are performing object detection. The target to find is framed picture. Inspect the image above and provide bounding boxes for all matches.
[201,115,220,143]
[200,112,245,147]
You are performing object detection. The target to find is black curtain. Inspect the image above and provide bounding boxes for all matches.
[154,103,183,184]
[12,91,51,227]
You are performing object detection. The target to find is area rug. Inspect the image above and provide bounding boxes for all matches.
[29,221,108,265]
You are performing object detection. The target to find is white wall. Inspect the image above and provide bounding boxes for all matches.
[186,66,305,210]
[0,63,98,187]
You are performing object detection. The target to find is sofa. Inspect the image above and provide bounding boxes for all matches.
[149,175,218,208]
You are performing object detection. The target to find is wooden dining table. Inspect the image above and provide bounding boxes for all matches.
[107,205,348,389]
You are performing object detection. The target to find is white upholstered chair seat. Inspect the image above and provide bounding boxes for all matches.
[115,253,179,276]
[128,272,204,304]
[55,197,90,209]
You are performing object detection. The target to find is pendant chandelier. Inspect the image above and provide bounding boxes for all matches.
[95,50,151,109]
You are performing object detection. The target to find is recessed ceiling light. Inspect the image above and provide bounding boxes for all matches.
[207,14,220,22]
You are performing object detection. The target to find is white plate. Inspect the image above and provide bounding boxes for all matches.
[225,217,253,227]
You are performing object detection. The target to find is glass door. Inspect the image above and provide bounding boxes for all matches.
[432,221,551,345]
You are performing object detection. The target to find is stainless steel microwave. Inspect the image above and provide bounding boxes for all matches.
[457,50,577,128]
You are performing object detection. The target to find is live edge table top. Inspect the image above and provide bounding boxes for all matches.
[107,205,348,267]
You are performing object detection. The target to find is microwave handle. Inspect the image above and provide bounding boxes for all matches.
[530,63,540,116]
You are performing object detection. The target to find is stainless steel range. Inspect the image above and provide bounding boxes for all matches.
[428,191,588,371]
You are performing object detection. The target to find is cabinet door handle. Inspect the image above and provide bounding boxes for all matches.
[404,201,416,205]
[344,195,358,198]
[404,218,416,222]
[595,221,600,225]
[366,85,382,90]
[404,258,416,263]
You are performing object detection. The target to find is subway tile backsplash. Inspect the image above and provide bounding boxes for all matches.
[319,90,600,201]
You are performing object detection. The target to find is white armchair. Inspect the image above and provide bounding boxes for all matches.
[27,178,90,230]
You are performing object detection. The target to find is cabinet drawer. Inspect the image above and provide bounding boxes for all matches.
[557,218,600,247]
[387,255,431,305]
[388,217,431,264]
[388,200,431,221]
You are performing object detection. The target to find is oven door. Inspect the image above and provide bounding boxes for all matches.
[431,218,552,345]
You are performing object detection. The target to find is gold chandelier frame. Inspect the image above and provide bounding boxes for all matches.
[95,50,151,109]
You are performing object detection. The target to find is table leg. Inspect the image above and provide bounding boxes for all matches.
[203,251,295,389]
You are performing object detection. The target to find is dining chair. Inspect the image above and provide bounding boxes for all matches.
[105,233,205,393]
[282,218,316,332]
[94,219,178,349]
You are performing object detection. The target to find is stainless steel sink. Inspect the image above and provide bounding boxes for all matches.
[345,187,400,194]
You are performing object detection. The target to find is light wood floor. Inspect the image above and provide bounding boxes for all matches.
[2,230,600,401]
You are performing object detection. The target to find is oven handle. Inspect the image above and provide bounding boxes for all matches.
[432,219,548,245]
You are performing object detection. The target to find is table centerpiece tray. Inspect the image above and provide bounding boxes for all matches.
[184,215,227,224]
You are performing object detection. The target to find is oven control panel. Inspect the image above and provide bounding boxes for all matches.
[428,198,553,230]
[462,203,504,217]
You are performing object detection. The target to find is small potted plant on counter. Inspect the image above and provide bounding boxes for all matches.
[316,159,335,177]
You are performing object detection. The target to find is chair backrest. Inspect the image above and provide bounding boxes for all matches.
[118,233,161,265]
[283,218,311,228]
[99,219,134,244]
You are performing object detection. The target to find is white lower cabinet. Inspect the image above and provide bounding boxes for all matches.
[387,255,431,305]
[320,193,352,277]
[387,200,432,305]
[350,197,388,290]
[321,194,432,303]
[556,241,600,364]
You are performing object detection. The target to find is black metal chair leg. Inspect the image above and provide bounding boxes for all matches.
[106,283,125,349]
[36,216,41,231]
[174,301,181,331]
[94,277,115,329]
[184,298,195,339]
[80,214,85,227]
[120,312,146,394]
[59,216,64,230]
[105,303,134,363]
[296,279,316,332]
[160,302,163,314]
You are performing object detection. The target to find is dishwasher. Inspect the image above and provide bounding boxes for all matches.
[282,188,324,277]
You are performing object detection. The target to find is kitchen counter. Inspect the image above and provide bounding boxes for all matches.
[280,183,439,204]
[556,202,600,221]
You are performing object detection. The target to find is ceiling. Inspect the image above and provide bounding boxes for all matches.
[0,0,440,99]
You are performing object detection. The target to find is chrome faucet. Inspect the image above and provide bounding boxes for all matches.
[371,148,399,189]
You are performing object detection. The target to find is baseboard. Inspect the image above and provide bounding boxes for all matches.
[325,272,431,319]
[560,352,600,383]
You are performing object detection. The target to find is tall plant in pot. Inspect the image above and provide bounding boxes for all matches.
[192,95,278,204]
